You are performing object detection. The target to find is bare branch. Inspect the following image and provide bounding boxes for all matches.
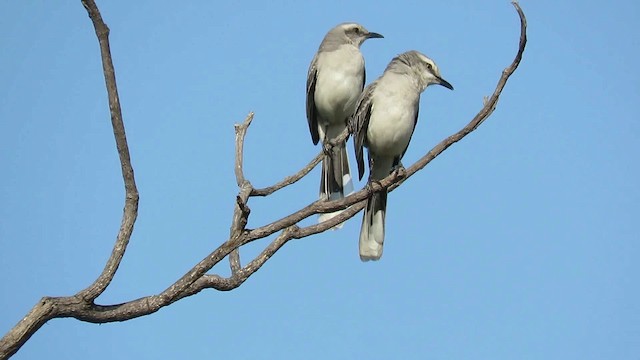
[228,112,255,274]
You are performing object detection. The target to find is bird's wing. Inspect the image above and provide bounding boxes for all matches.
[362,65,366,91]
[399,104,420,160]
[352,81,377,180]
[306,56,320,145]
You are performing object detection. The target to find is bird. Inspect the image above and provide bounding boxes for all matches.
[306,23,383,227]
[351,50,453,261]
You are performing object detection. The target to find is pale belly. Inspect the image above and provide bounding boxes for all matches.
[366,100,417,157]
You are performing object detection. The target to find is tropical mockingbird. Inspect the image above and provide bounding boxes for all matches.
[306,23,383,226]
[352,50,453,260]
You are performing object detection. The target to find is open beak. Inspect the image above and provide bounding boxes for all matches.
[366,32,384,39]
[437,76,454,90]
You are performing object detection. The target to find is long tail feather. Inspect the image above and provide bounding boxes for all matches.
[358,190,387,261]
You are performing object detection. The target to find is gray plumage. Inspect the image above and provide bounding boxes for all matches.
[306,23,383,227]
[352,50,453,261]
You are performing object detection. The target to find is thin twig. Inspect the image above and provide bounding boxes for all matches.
[251,129,349,196]
[251,153,323,196]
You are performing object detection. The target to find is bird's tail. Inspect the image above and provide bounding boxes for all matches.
[318,141,354,228]
[359,189,387,261]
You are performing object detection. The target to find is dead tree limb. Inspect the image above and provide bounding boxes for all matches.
[0,2,527,359]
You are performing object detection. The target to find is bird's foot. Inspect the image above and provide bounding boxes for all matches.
[366,178,384,193]
[322,142,331,156]
[392,164,407,179]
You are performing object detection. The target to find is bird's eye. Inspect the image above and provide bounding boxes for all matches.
[426,63,433,70]
[353,27,360,34]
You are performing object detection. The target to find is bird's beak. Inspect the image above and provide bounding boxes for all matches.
[366,32,384,39]
[437,76,454,90]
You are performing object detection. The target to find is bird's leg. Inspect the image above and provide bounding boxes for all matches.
[365,156,385,193]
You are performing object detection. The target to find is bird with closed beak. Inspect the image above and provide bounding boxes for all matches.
[352,50,453,261]
[306,23,383,227]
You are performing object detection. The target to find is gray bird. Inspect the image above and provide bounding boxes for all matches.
[352,50,453,261]
[306,23,383,226]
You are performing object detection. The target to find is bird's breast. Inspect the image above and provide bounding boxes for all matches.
[314,47,365,125]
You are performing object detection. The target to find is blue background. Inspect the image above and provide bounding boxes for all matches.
[1,1,638,359]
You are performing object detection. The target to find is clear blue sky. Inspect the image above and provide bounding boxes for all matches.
[1,1,638,359]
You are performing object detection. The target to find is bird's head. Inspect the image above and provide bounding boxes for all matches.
[333,23,384,47]
[389,50,453,91]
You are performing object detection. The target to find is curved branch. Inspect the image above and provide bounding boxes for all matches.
[76,0,139,302]
[0,0,139,357]
[394,1,528,186]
